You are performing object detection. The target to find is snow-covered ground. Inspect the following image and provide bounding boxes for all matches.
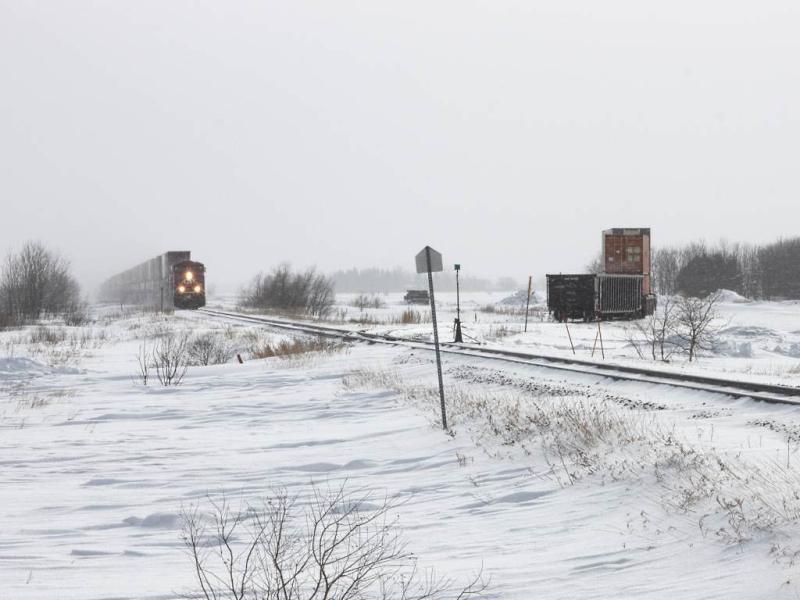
[211,290,800,388]
[3,307,800,598]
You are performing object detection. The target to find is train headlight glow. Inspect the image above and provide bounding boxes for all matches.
[185,271,194,281]
[178,285,186,293]
[193,285,201,293]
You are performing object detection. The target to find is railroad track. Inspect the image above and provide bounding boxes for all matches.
[197,307,800,406]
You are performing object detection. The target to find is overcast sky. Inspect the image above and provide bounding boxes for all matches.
[1,1,798,292]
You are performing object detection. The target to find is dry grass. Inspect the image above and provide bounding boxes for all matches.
[28,326,67,345]
[344,366,800,553]
[250,336,346,359]
[393,308,429,325]
[4,383,75,412]
[0,325,110,367]
[485,324,521,341]
[323,307,431,326]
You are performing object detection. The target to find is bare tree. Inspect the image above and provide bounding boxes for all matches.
[625,296,678,361]
[182,483,488,600]
[585,251,603,274]
[0,241,81,323]
[652,247,680,295]
[674,292,723,362]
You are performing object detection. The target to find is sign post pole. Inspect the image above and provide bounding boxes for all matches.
[416,246,447,430]
[454,264,463,343]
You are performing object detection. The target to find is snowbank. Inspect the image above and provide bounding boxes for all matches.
[0,357,80,379]
[716,288,751,303]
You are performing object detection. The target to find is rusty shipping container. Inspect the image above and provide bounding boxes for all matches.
[602,228,652,294]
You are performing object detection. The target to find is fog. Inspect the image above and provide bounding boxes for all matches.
[2,1,798,294]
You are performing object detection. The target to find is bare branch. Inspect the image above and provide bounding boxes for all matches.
[181,483,488,600]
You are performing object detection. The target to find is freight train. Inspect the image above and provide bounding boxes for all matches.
[99,251,206,310]
[547,228,656,321]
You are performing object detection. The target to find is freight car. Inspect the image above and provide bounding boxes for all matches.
[99,251,206,310]
[404,289,430,304]
[547,273,654,321]
[546,228,656,321]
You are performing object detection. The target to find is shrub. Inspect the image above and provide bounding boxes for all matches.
[182,482,487,600]
[0,310,17,330]
[351,293,385,310]
[29,326,67,345]
[63,302,90,326]
[187,332,235,366]
[240,264,335,319]
[147,334,190,386]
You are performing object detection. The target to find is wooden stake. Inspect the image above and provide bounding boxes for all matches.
[597,322,605,359]
[564,322,576,355]
[524,276,532,333]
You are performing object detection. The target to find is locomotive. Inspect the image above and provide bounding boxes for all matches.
[172,260,206,309]
[100,251,207,310]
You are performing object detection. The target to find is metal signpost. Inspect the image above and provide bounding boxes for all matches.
[415,246,447,430]
[454,263,463,343]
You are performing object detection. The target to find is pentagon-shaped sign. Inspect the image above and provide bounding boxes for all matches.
[415,246,443,274]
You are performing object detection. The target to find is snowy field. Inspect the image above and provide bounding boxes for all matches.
[213,289,800,387]
[3,306,800,598]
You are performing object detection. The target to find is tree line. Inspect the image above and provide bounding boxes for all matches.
[330,267,519,293]
[653,236,800,299]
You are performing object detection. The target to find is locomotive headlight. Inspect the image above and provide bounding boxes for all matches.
[185,271,194,281]
[193,285,201,293]
[178,285,186,293]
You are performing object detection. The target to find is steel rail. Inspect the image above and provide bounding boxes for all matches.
[196,308,800,406]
